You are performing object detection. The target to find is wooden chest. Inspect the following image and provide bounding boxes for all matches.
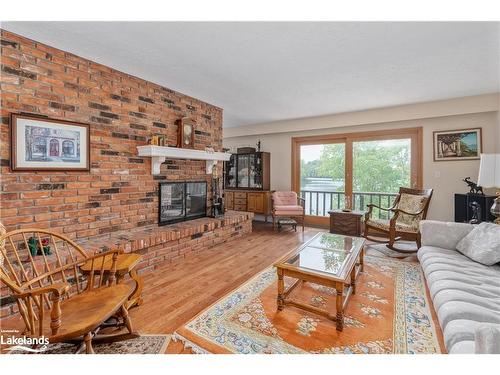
[328,210,365,237]
[224,190,272,221]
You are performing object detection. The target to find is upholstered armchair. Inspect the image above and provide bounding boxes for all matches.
[271,191,305,231]
[364,187,433,251]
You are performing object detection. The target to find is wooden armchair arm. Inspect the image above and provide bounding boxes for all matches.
[365,203,396,221]
[366,204,394,212]
[15,282,70,299]
[15,282,70,336]
[297,197,305,208]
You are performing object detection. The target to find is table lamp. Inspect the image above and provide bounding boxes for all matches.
[477,153,500,224]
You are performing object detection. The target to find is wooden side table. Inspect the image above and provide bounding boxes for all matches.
[80,253,144,310]
[328,210,365,237]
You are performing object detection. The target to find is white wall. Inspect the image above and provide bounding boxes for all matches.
[497,112,500,152]
[224,97,499,222]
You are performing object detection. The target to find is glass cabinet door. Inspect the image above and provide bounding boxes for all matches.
[249,153,263,189]
[237,154,250,188]
[224,155,237,188]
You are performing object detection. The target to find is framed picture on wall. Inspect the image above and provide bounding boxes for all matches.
[10,113,90,171]
[433,127,482,161]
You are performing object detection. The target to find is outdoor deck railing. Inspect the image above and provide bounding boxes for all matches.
[299,190,398,219]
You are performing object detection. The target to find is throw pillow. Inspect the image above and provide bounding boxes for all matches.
[396,193,426,229]
[456,222,500,265]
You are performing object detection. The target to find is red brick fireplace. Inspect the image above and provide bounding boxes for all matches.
[0,30,253,317]
[0,29,226,237]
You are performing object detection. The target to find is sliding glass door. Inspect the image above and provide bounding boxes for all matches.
[292,128,422,226]
[352,138,411,220]
[300,142,346,217]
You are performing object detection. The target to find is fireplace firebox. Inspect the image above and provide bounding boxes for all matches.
[159,181,207,225]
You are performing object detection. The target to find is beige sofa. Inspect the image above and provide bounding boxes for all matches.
[418,220,500,354]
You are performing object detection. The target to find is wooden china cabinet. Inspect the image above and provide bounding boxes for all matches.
[223,151,272,221]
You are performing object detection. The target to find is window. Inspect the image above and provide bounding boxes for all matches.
[292,128,422,226]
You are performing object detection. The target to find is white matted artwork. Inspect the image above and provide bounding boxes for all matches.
[10,113,90,171]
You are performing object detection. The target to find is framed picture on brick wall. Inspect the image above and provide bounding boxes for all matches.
[10,113,90,171]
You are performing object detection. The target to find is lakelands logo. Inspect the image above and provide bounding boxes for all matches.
[1,329,50,353]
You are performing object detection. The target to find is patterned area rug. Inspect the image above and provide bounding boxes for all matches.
[7,334,171,354]
[365,241,418,258]
[173,256,443,354]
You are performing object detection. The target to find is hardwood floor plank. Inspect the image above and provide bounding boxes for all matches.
[0,223,322,351]
[129,223,321,334]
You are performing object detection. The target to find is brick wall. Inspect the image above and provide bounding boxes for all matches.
[0,30,224,239]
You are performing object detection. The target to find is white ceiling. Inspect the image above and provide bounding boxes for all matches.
[2,22,499,128]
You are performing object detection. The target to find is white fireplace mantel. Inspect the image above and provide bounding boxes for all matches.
[137,145,232,175]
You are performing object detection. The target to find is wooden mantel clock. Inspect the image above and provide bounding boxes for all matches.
[177,117,195,149]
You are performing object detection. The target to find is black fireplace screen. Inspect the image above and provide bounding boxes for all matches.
[159,181,207,225]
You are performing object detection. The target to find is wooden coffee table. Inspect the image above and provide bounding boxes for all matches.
[274,232,365,331]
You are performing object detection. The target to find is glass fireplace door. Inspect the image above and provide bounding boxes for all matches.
[159,182,185,224]
[186,182,207,219]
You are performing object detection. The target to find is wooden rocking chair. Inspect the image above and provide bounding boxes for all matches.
[364,187,433,251]
[0,228,138,354]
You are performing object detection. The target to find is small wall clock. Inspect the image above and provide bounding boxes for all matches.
[177,117,195,149]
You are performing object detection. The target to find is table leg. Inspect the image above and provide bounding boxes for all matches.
[360,246,365,272]
[126,268,144,309]
[350,267,356,295]
[277,269,285,311]
[335,282,344,331]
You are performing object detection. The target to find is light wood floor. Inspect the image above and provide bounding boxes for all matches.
[130,223,322,335]
[1,223,421,353]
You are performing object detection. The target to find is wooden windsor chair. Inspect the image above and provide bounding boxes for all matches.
[0,228,138,354]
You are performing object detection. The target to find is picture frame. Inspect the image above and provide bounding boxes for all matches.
[10,113,90,172]
[150,134,166,146]
[433,127,482,162]
[177,117,195,149]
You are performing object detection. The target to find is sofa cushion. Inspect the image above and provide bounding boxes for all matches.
[437,301,500,331]
[456,222,500,266]
[433,289,500,312]
[420,220,475,250]
[474,323,500,354]
[444,319,482,352]
[272,191,298,206]
[274,205,304,216]
[366,218,418,233]
[274,205,303,212]
[417,244,500,354]
[448,340,475,354]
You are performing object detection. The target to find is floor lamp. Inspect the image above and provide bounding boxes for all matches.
[478,153,500,224]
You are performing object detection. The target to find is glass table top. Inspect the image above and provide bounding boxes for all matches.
[284,233,365,277]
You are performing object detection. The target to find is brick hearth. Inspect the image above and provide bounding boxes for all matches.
[0,211,253,317]
[78,211,254,274]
